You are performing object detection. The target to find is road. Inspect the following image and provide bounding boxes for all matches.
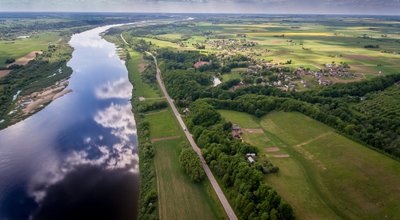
[146,52,238,220]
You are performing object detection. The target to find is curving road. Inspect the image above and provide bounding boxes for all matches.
[146,52,238,220]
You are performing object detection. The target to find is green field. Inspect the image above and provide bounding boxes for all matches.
[0,32,60,67]
[127,50,161,98]
[219,110,400,220]
[221,72,242,82]
[153,138,225,220]
[146,109,182,139]
[146,109,225,220]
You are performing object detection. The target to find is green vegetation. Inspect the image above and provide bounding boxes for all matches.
[222,72,242,82]
[127,61,159,220]
[122,44,225,219]
[154,138,223,220]
[187,100,295,219]
[0,32,60,67]
[144,101,225,220]
[106,15,400,219]
[353,84,400,119]
[146,109,181,139]
[127,50,161,98]
[179,146,206,182]
[0,36,73,128]
[218,110,259,128]
[220,110,400,219]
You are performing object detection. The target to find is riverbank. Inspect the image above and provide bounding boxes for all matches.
[0,37,73,129]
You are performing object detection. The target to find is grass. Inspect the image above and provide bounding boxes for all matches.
[0,32,60,67]
[218,110,259,128]
[146,109,226,220]
[127,49,161,99]
[153,138,225,220]
[138,37,181,49]
[221,72,242,82]
[146,109,181,139]
[219,110,400,220]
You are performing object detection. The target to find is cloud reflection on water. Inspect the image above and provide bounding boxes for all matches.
[95,78,132,100]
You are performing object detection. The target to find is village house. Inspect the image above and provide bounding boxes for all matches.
[194,60,211,69]
[318,79,332,86]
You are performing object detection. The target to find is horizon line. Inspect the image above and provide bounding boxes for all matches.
[0,11,399,17]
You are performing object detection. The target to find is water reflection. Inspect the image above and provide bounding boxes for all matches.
[95,78,132,100]
[0,24,139,220]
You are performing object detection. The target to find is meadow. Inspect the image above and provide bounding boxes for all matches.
[0,32,61,67]
[219,110,400,220]
[126,50,161,99]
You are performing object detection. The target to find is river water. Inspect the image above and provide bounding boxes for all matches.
[0,25,139,220]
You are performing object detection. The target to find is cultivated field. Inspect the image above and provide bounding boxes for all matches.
[127,17,400,88]
[219,110,400,220]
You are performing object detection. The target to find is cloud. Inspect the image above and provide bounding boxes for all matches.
[0,0,399,14]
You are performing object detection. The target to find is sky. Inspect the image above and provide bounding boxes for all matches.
[0,0,399,15]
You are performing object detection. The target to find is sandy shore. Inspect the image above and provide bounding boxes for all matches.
[18,79,71,115]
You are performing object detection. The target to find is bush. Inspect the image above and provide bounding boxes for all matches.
[5,58,15,64]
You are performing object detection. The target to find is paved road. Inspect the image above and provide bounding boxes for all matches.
[146,52,238,220]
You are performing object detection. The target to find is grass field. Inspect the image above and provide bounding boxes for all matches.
[0,32,60,67]
[221,72,242,82]
[153,138,225,220]
[146,109,225,220]
[219,110,400,220]
[127,50,161,99]
[146,109,181,139]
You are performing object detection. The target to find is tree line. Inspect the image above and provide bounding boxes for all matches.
[187,100,295,220]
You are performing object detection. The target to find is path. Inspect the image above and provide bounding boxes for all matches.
[151,136,180,143]
[147,51,238,220]
[294,132,333,148]
[120,33,128,44]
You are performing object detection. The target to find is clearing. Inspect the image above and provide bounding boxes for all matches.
[219,110,400,220]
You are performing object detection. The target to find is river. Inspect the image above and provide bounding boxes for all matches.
[0,25,139,220]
